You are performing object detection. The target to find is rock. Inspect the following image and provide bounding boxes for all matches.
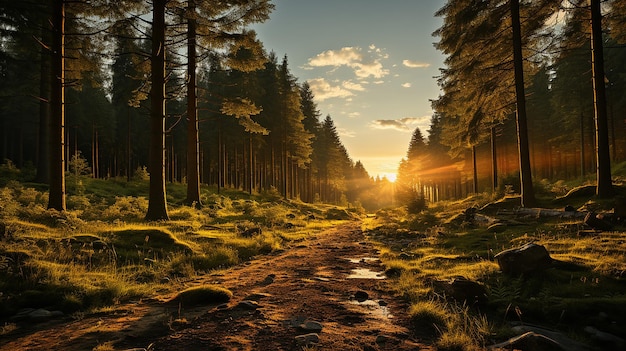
[433,277,487,304]
[354,290,369,301]
[241,227,262,237]
[584,326,626,350]
[295,333,319,346]
[299,320,323,333]
[259,274,275,286]
[27,308,53,322]
[244,292,271,301]
[378,300,388,306]
[495,243,552,275]
[235,300,259,310]
[583,212,613,231]
[399,252,413,260]
[376,335,390,344]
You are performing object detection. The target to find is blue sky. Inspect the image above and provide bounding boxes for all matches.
[253,0,446,181]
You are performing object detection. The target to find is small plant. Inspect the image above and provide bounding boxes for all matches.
[133,166,150,181]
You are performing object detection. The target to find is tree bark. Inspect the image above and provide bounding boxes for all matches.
[185,0,202,207]
[491,126,498,192]
[36,17,51,184]
[590,0,613,198]
[47,0,66,211]
[145,0,169,220]
[511,0,536,207]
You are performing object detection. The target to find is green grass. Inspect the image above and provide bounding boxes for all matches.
[365,173,626,350]
[169,285,233,306]
[0,175,352,320]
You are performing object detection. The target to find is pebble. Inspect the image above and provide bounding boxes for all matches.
[236,300,260,310]
[299,320,323,333]
[295,333,319,346]
[354,290,369,301]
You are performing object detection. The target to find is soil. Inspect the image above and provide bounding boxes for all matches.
[1,222,434,351]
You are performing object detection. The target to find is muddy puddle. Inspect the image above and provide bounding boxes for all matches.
[346,257,386,279]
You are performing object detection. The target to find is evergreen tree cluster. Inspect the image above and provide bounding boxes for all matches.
[0,0,393,216]
[397,0,626,205]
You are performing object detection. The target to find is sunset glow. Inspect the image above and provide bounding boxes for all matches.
[254,0,446,178]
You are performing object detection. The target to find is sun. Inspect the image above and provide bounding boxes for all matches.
[382,173,397,183]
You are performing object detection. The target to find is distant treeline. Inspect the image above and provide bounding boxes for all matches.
[0,1,394,215]
[397,0,626,206]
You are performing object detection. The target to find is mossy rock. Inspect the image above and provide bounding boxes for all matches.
[325,208,357,220]
[169,285,232,306]
[108,228,194,260]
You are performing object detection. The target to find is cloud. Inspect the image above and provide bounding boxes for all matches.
[308,47,362,67]
[306,46,390,79]
[371,116,431,132]
[370,119,410,131]
[337,127,356,138]
[342,81,365,91]
[402,59,430,68]
[402,83,412,88]
[307,78,354,101]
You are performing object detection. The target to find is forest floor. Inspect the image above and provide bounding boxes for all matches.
[0,221,433,351]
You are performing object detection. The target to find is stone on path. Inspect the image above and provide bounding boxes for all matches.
[295,333,319,346]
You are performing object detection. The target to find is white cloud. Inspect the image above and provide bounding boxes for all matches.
[306,46,390,79]
[370,119,410,131]
[308,47,362,67]
[370,116,431,132]
[402,83,412,88]
[307,78,354,101]
[337,127,356,138]
[402,59,431,68]
[342,81,365,91]
[354,61,389,79]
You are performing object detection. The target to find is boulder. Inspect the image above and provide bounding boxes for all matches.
[433,277,487,304]
[495,243,552,275]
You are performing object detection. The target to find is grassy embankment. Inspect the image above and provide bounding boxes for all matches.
[0,163,359,334]
[365,163,626,350]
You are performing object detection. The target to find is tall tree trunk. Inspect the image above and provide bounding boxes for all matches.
[47,0,66,211]
[471,145,478,193]
[590,0,613,198]
[185,0,201,206]
[491,126,498,192]
[36,17,51,184]
[511,0,536,207]
[145,0,169,220]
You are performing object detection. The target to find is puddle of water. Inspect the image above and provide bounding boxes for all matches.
[347,257,379,264]
[347,268,386,279]
[348,299,394,319]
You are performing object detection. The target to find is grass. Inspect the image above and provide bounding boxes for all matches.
[365,171,626,350]
[0,174,355,324]
[169,285,233,306]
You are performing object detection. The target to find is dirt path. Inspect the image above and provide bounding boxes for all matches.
[1,222,432,351]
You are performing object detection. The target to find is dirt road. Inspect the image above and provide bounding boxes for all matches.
[1,222,432,351]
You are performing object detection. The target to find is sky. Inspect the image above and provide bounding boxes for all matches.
[253,0,447,182]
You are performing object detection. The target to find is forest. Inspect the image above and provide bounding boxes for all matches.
[396,0,626,209]
[2,1,626,350]
[0,0,393,218]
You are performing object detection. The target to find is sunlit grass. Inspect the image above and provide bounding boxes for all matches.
[0,177,350,319]
[367,182,626,349]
